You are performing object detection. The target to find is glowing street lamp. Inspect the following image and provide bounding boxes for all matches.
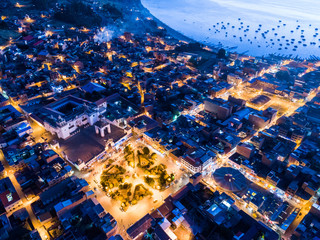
[56,55,65,62]
[81,27,90,33]
[24,15,35,23]
[15,2,23,8]
[45,30,54,37]
[72,64,81,74]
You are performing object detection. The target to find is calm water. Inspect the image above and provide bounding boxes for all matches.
[142,0,320,58]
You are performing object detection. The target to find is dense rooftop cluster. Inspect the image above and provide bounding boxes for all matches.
[0,0,320,239]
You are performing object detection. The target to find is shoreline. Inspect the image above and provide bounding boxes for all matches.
[139,0,320,61]
[137,1,196,44]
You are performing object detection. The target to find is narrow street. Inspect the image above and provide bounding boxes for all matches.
[0,150,49,240]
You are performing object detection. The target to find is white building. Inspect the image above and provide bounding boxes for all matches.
[33,95,102,139]
[180,149,216,173]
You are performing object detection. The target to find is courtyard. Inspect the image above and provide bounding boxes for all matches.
[81,138,189,231]
[100,143,178,212]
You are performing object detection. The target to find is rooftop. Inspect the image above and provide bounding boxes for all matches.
[59,125,126,165]
[213,167,248,192]
[0,190,20,208]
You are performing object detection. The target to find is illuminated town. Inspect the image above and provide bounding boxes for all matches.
[0,0,320,240]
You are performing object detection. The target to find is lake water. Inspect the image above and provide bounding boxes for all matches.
[142,0,320,58]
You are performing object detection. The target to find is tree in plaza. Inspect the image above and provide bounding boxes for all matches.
[144,176,155,187]
[142,146,150,156]
[167,173,175,182]
[124,144,133,155]
[158,171,167,188]
[150,152,157,160]
[101,181,107,189]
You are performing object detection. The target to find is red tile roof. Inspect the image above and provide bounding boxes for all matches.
[33,40,44,47]
[95,97,107,106]
[184,156,201,167]
[0,190,20,208]
[23,35,34,41]
[127,213,153,239]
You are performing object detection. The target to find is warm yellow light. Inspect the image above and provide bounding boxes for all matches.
[72,65,81,74]
[126,71,133,78]
[24,15,35,23]
[131,62,138,68]
[81,27,90,33]
[45,30,53,37]
[121,82,131,90]
[42,62,52,70]
[1,16,7,20]
[137,81,145,105]
[15,2,23,8]
[99,68,107,74]
[107,41,111,50]
[118,54,127,59]
[56,55,65,62]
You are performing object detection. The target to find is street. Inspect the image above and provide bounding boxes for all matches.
[0,150,50,240]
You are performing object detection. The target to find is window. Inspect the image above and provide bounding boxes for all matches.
[6,193,13,202]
